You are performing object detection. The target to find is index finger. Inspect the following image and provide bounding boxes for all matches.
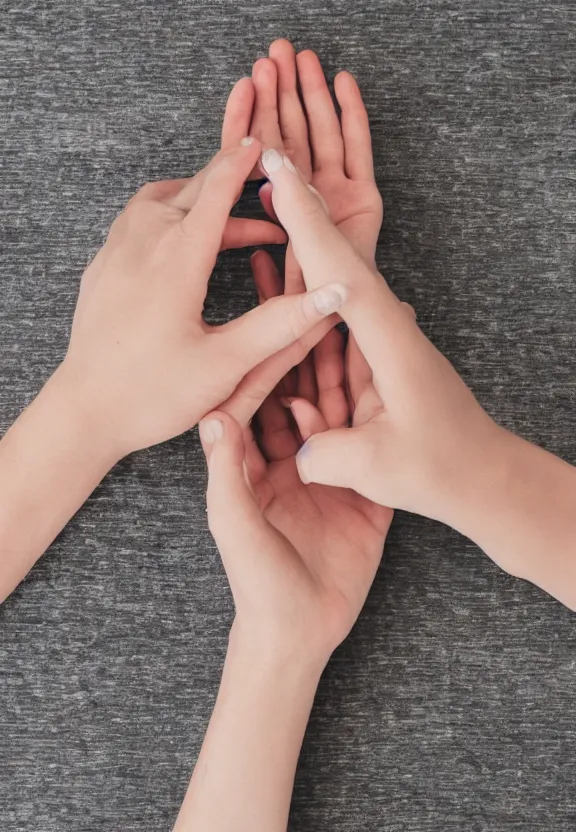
[179,139,263,262]
[221,77,255,150]
[261,148,414,397]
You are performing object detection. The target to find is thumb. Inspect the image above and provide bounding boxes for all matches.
[200,413,264,553]
[199,412,286,596]
[259,148,416,404]
[295,423,384,502]
[221,282,347,373]
[260,148,370,293]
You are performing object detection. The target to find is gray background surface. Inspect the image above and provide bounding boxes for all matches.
[1,1,575,830]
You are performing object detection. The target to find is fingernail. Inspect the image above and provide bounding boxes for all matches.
[296,441,312,484]
[241,136,254,147]
[200,419,224,444]
[261,148,283,175]
[312,282,348,315]
[283,155,298,174]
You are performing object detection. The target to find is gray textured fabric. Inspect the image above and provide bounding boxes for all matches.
[1,1,575,830]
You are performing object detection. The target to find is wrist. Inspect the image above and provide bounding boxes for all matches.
[434,420,508,519]
[440,424,541,574]
[449,426,576,596]
[228,617,329,682]
[43,363,125,470]
[0,365,122,601]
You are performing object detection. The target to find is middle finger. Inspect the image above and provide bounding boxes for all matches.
[269,39,312,180]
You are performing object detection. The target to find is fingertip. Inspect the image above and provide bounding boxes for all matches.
[269,38,295,56]
[199,416,225,446]
[200,411,248,467]
[251,57,267,77]
[261,149,303,185]
[333,71,348,95]
[296,49,317,63]
[252,56,277,81]
[217,136,261,169]
[223,135,262,172]
[334,69,357,87]
[232,76,255,92]
[296,49,324,79]
[311,282,348,316]
[334,72,364,111]
[261,148,284,176]
[250,249,272,272]
[258,181,277,221]
[289,397,328,442]
[295,437,313,484]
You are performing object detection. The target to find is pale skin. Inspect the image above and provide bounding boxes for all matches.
[1,34,572,832]
[174,267,391,832]
[0,136,351,603]
[175,40,576,831]
[173,42,392,832]
[259,118,576,612]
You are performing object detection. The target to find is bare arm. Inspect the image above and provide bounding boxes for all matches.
[452,430,576,604]
[0,369,118,602]
[174,629,323,832]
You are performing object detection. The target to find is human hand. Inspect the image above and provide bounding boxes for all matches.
[229,41,383,260]
[265,41,385,423]
[225,41,383,415]
[259,149,507,533]
[57,139,348,459]
[200,251,392,663]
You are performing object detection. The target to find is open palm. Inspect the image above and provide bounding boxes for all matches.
[221,41,382,265]
[210,250,391,652]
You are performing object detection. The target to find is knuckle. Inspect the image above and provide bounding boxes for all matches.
[137,181,159,200]
[107,199,164,245]
[123,199,153,224]
[125,181,159,209]
[280,298,308,344]
[402,301,417,321]
[282,137,298,155]
[107,211,127,239]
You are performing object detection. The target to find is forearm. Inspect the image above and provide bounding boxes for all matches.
[451,428,576,609]
[0,365,119,602]
[173,623,325,832]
